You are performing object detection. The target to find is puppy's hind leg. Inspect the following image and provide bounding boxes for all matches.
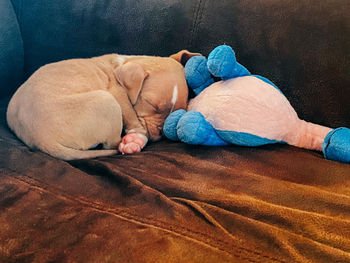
[43,90,123,160]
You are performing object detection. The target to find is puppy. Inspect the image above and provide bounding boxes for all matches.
[6,50,199,160]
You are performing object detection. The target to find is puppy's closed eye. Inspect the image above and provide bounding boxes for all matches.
[143,98,161,113]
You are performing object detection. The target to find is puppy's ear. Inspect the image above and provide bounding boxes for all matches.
[115,62,148,105]
[170,50,202,66]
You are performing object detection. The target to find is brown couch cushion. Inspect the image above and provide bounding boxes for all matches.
[1,103,350,262]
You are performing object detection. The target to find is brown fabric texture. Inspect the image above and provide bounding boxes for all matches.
[1,105,350,262]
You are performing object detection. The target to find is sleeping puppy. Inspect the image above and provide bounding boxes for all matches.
[6,50,199,160]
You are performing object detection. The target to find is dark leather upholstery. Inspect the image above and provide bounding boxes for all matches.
[10,0,195,78]
[1,0,350,262]
[0,0,23,98]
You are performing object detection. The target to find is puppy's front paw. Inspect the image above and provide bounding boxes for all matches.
[118,133,148,154]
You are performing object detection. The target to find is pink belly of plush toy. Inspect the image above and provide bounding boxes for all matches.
[188,76,331,150]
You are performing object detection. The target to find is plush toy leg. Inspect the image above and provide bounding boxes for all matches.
[322,127,350,163]
[177,111,228,146]
[207,45,250,80]
[163,109,187,141]
[185,56,214,95]
[286,120,332,151]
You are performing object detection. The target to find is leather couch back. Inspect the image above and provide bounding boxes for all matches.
[10,0,195,79]
[2,0,350,127]
[0,0,24,98]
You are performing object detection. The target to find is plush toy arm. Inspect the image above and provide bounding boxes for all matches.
[163,109,186,141]
[185,56,214,95]
[207,45,250,80]
[163,110,227,145]
[175,111,228,146]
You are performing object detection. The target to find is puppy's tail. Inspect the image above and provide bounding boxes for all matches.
[44,143,118,161]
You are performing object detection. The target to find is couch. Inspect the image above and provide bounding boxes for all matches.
[1,0,350,262]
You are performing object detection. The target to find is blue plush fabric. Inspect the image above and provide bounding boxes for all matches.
[322,128,350,163]
[176,111,228,146]
[216,130,280,146]
[185,56,214,95]
[207,45,250,80]
[163,109,187,141]
[162,109,280,147]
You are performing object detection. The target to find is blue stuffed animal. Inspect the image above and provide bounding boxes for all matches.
[163,45,350,163]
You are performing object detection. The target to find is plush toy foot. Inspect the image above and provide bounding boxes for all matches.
[163,109,187,141]
[207,45,250,80]
[177,111,228,146]
[185,56,214,95]
[322,127,350,163]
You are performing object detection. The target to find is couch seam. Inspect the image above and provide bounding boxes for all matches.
[5,172,285,263]
[188,0,202,48]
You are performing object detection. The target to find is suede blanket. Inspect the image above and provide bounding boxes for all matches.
[1,101,350,262]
